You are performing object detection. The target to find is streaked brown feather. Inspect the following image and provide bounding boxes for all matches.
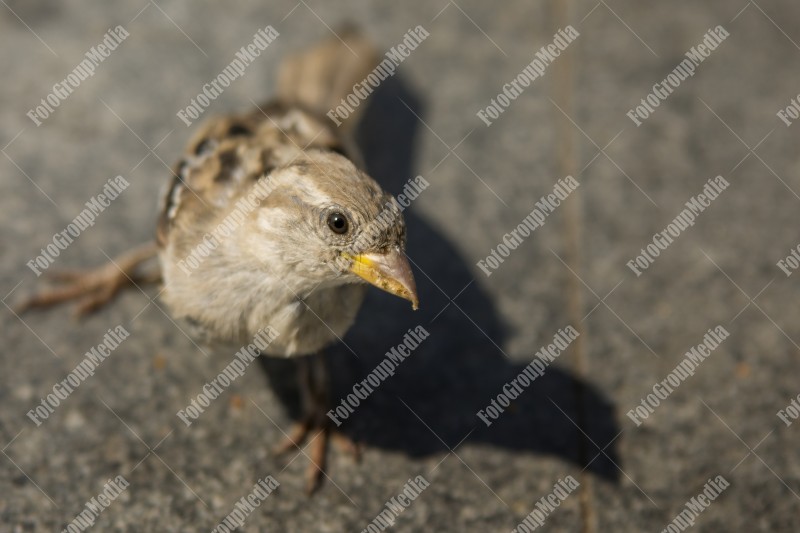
[156,103,351,247]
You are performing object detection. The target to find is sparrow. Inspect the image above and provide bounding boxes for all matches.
[18,28,418,493]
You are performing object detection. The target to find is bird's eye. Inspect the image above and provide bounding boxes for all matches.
[327,212,349,234]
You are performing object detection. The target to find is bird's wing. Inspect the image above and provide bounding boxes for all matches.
[157,28,379,248]
[156,103,349,247]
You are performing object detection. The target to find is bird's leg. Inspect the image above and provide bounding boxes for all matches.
[272,352,361,494]
[15,241,161,317]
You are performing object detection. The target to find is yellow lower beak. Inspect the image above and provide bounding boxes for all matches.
[345,248,419,310]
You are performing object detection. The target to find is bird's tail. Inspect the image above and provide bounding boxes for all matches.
[276,27,379,130]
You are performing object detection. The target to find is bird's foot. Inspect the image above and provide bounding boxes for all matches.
[15,242,160,317]
[272,414,362,495]
[271,353,361,494]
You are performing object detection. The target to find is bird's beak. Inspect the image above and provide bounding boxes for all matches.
[345,248,419,310]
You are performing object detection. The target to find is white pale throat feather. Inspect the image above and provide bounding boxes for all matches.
[160,240,366,357]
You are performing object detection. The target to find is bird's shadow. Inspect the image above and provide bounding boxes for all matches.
[260,75,620,481]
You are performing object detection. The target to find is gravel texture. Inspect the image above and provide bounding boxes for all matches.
[2,1,799,531]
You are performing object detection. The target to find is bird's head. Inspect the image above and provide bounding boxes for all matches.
[241,150,418,309]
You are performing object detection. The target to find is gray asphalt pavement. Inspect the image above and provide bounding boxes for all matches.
[2,0,800,531]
